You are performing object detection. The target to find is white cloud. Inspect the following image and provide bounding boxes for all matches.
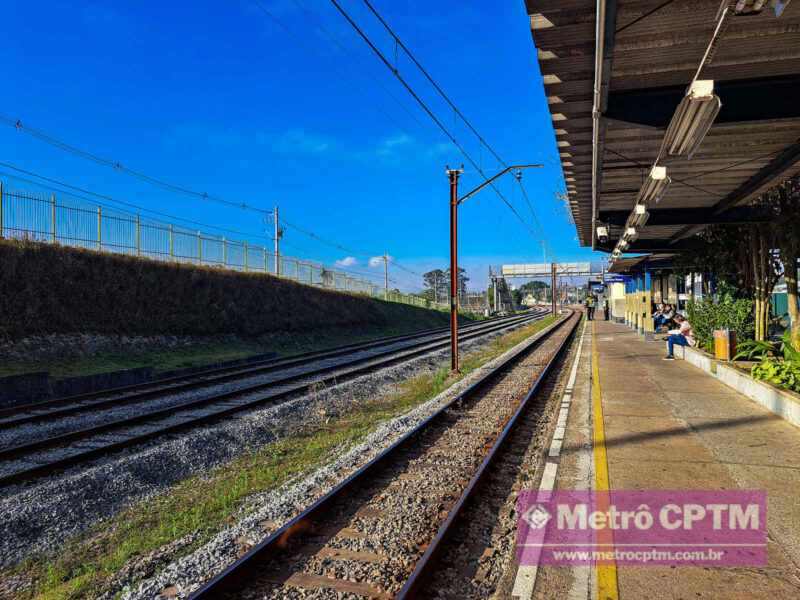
[426,142,452,158]
[369,255,392,267]
[273,128,333,155]
[335,256,358,267]
[377,134,412,156]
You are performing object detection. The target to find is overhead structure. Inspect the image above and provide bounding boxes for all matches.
[501,262,606,278]
[525,0,800,255]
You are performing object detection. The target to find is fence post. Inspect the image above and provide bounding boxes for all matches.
[51,193,56,243]
[97,206,102,250]
[197,231,202,264]
[0,181,3,239]
[244,241,248,271]
[169,225,174,258]
[136,214,141,256]
[222,237,227,266]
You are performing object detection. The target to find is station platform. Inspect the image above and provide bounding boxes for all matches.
[517,318,800,600]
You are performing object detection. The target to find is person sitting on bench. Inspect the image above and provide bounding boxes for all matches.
[654,303,675,332]
[663,314,694,360]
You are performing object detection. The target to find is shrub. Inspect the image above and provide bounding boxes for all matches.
[752,358,800,393]
[686,296,754,353]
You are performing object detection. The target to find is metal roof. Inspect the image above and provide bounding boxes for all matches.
[526,0,800,253]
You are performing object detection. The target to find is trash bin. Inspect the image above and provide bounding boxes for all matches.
[713,329,737,361]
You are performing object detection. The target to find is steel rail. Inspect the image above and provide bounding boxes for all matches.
[0,311,541,422]
[187,311,579,599]
[0,311,543,429]
[0,312,549,488]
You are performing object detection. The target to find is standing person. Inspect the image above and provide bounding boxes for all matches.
[586,293,595,321]
[603,297,610,321]
[663,314,695,360]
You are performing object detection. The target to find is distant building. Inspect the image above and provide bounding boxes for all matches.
[522,293,537,307]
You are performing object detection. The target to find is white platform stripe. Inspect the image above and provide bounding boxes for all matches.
[512,319,588,599]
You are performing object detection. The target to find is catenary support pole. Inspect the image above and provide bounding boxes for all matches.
[274,205,281,276]
[0,181,3,239]
[384,252,389,301]
[51,193,56,243]
[97,206,102,251]
[448,167,462,373]
[551,262,557,316]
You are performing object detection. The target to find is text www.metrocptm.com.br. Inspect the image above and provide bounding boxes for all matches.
[550,548,739,563]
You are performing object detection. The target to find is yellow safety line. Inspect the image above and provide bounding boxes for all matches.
[591,321,620,600]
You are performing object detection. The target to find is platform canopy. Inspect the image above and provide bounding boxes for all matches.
[526,0,800,255]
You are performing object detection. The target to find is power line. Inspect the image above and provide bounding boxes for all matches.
[249,0,424,141]
[360,0,508,169]
[360,0,554,257]
[0,162,273,240]
[281,219,377,258]
[288,0,431,136]
[328,0,542,243]
[0,115,272,216]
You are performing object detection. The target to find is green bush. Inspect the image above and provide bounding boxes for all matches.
[686,296,754,353]
[752,358,800,393]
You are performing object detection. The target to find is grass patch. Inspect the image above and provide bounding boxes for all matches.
[0,319,482,380]
[4,315,556,600]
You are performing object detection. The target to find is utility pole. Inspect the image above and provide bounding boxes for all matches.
[447,163,542,373]
[384,252,389,301]
[447,166,463,372]
[551,262,557,317]
[273,205,281,276]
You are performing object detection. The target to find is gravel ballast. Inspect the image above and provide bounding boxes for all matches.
[118,317,568,600]
[0,317,543,587]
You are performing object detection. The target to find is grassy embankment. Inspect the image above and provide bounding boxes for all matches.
[4,315,557,600]
[0,239,481,379]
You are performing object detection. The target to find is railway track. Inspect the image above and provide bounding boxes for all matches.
[187,310,580,600]
[0,311,541,426]
[0,310,548,489]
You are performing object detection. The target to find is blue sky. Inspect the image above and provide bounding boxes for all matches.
[1,0,604,291]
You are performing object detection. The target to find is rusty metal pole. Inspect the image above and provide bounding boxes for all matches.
[448,167,462,373]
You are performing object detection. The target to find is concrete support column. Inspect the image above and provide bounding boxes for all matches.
[643,270,654,340]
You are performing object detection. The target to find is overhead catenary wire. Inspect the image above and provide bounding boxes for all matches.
[328,0,545,245]
[0,115,272,216]
[0,162,274,241]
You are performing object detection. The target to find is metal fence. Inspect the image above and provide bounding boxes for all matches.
[0,183,440,310]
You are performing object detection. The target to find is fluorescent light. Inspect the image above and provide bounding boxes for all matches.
[631,204,650,227]
[596,225,608,237]
[619,239,629,249]
[662,80,721,159]
[625,227,638,242]
[638,166,671,205]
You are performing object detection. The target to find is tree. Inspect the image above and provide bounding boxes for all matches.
[422,268,468,303]
[768,176,800,348]
[422,269,447,303]
[445,267,469,299]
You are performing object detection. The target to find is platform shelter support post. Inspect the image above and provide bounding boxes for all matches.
[643,270,654,340]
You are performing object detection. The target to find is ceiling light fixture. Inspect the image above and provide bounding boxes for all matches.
[662,80,721,159]
[638,166,671,205]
